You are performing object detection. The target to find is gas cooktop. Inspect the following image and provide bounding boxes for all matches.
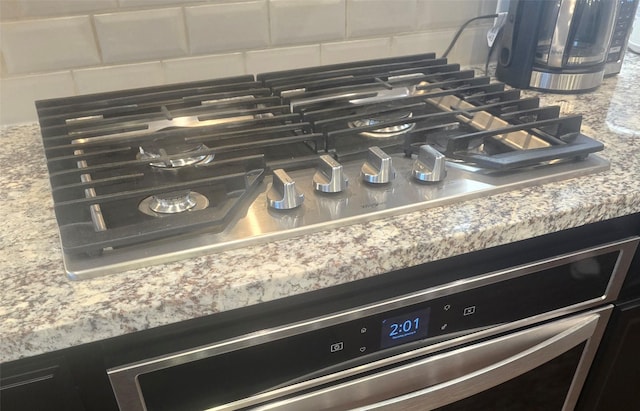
[35,53,608,279]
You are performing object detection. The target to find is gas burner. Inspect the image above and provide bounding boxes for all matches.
[138,143,215,168]
[348,111,415,138]
[139,190,209,216]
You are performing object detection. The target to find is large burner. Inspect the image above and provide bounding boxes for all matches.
[348,111,416,138]
[138,143,215,168]
[139,190,209,216]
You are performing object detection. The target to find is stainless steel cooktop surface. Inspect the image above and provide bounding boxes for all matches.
[35,53,609,279]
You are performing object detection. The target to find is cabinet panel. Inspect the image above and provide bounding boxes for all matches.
[577,299,640,411]
[0,356,85,411]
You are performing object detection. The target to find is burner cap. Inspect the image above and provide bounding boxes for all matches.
[139,190,209,216]
[348,111,415,138]
[138,143,214,168]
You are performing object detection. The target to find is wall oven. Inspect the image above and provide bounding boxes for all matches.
[108,236,639,411]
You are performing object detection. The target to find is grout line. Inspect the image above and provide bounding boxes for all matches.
[242,51,249,76]
[88,13,104,64]
[344,0,349,39]
[69,69,79,95]
[180,6,192,57]
[266,0,273,47]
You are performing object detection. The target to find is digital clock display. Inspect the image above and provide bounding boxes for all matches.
[380,308,431,349]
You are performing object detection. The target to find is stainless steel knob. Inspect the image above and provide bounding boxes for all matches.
[267,169,304,210]
[361,146,395,184]
[313,155,348,193]
[412,145,447,183]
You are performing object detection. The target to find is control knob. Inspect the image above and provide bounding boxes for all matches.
[361,146,395,184]
[267,169,304,210]
[412,145,447,183]
[313,155,348,193]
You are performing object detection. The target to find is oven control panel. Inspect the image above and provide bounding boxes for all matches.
[110,238,639,411]
[316,250,619,361]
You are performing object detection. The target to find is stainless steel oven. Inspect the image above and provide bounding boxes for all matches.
[108,237,639,411]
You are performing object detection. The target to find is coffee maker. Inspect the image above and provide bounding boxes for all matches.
[496,0,639,92]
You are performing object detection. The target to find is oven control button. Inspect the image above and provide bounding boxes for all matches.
[361,146,395,184]
[463,306,476,316]
[313,155,348,193]
[413,145,446,183]
[267,169,304,210]
[330,342,344,353]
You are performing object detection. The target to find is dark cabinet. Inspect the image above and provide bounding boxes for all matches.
[577,299,640,411]
[1,344,120,411]
[0,355,85,411]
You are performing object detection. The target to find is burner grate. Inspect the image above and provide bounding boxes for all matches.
[53,155,267,255]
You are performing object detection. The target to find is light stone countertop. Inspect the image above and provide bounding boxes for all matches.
[1,54,639,364]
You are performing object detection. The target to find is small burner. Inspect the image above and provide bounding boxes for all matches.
[138,143,215,168]
[348,111,416,138]
[139,191,209,216]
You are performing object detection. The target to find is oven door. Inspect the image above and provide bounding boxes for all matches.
[216,307,610,411]
[108,238,639,411]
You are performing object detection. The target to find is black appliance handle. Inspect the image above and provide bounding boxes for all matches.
[498,0,519,67]
[495,0,546,89]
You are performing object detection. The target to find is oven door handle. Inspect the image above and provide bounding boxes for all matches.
[238,310,605,411]
[355,312,601,411]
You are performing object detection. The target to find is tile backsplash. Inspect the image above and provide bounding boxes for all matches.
[0,0,497,125]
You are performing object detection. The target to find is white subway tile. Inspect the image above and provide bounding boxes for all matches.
[270,0,345,46]
[17,0,117,18]
[0,16,100,74]
[163,53,245,84]
[185,1,269,55]
[0,0,20,20]
[451,26,491,66]
[393,27,489,66]
[73,62,164,95]
[0,71,75,125]
[94,8,188,64]
[480,0,500,15]
[245,45,321,74]
[347,0,416,38]
[391,30,455,58]
[416,0,483,30]
[118,0,201,7]
[321,38,391,65]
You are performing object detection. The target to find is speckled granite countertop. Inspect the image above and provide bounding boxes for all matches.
[2,54,639,364]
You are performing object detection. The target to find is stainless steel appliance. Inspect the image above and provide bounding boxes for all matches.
[496,0,638,92]
[604,0,640,75]
[35,53,609,279]
[107,237,639,411]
